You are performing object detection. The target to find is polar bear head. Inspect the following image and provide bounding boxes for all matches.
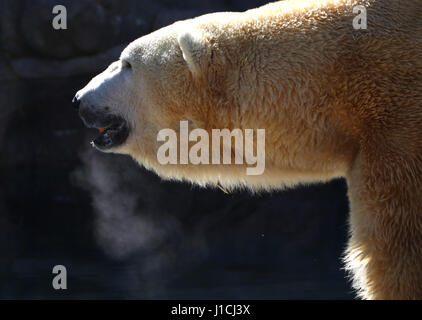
[74,21,203,154]
[74,19,222,173]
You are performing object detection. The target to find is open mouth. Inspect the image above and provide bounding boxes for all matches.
[88,116,130,150]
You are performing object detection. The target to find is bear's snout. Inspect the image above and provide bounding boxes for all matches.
[78,103,110,129]
[73,91,111,129]
[73,93,130,151]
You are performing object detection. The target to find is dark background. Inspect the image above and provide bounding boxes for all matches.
[0,0,353,299]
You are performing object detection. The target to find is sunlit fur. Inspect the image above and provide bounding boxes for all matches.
[79,0,422,299]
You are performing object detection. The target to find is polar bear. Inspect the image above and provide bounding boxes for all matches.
[73,0,422,299]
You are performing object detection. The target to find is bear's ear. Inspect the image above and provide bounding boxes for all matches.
[177,28,209,75]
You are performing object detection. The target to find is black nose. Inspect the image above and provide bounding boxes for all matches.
[72,96,80,110]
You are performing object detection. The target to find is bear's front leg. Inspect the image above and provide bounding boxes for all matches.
[345,151,422,299]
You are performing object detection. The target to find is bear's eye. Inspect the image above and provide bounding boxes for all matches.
[121,59,132,69]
